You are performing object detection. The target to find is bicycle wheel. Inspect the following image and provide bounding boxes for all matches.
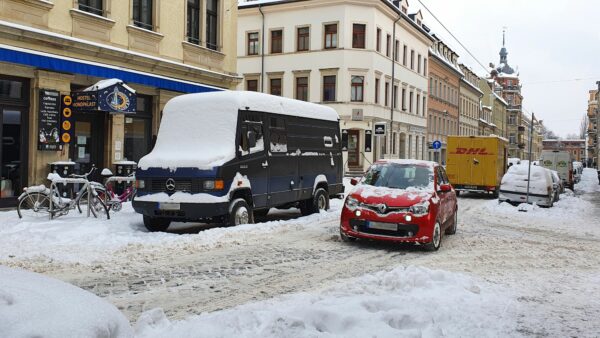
[17,192,51,219]
[88,194,110,219]
[77,187,107,214]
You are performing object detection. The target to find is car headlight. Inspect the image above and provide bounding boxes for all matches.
[345,196,359,208]
[410,202,429,216]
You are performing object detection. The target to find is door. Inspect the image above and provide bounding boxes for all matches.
[0,107,28,207]
[266,115,298,206]
[348,130,360,167]
[70,112,105,181]
[435,166,452,225]
[237,111,269,208]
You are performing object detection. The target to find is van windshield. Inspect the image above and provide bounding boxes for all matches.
[363,164,433,190]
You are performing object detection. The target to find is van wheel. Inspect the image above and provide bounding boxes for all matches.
[492,190,499,198]
[228,198,253,226]
[143,216,171,232]
[423,221,442,251]
[300,188,329,216]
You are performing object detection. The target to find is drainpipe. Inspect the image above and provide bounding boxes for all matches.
[390,14,401,157]
[259,5,265,93]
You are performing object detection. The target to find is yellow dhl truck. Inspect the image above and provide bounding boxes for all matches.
[446,136,508,196]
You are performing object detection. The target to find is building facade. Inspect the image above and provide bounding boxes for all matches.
[587,89,599,167]
[0,0,240,207]
[478,79,507,139]
[427,35,461,164]
[237,0,433,174]
[458,64,482,136]
[543,139,585,162]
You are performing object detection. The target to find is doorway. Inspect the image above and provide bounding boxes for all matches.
[347,130,360,167]
[70,111,105,181]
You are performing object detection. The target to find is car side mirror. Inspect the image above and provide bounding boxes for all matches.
[247,131,257,149]
[438,184,452,193]
[350,178,359,186]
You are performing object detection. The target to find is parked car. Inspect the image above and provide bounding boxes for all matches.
[499,164,555,207]
[539,150,574,190]
[340,160,458,251]
[133,91,344,231]
[573,161,583,183]
[550,170,563,202]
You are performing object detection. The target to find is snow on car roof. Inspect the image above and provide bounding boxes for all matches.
[376,159,437,168]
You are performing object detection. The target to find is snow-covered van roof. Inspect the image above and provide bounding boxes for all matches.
[138,91,339,171]
[376,159,437,168]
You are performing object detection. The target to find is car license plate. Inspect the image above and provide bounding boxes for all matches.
[463,185,477,189]
[159,203,180,211]
[369,221,398,231]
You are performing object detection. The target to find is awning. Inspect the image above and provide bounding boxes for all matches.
[72,79,136,114]
[0,44,223,94]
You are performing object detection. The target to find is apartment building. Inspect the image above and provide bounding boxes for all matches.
[237,0,433,173]
[0,0,240,207]
[458,64,482,136]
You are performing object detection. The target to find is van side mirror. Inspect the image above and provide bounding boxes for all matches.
[247,131,257,149]
[350,178,359,186]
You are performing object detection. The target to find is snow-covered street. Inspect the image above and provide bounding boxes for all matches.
[1,169,600,337]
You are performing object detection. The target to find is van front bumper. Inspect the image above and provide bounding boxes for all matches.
[132,199,229,221]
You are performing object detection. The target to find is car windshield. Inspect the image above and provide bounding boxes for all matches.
[362,163,433,189]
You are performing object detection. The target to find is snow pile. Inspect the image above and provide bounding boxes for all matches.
[575,168,599,193]
[135,266,518,338]
[138,91,338,171]
[0,266,132,338]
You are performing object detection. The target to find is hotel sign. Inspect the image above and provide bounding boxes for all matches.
[72,82,136,114]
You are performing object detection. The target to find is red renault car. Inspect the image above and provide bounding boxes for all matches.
[340,160,458,251]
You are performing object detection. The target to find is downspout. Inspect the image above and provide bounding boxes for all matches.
[259,5,265,93]
[390,14,401,158]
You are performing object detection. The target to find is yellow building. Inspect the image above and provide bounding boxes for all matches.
[0,0,240,207]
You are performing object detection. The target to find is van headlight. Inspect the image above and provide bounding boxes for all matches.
[345,196,359,208]
[410,202,429,216]
[203,180,225,190]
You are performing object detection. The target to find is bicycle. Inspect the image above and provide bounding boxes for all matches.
[83,169,136,212]
[17,167,110,220]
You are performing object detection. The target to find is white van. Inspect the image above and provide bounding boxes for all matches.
[539,150,574,190]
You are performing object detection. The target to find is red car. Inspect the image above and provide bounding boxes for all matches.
[340,160,458,251]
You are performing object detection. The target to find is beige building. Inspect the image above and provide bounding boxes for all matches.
[0,0,240,207]
[587,89,598,167]
[458,64,482,136]
[237,0,433,174]
[479,79,507,140]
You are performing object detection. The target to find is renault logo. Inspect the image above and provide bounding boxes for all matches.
[377,204,387,214]
[165,178,176,191]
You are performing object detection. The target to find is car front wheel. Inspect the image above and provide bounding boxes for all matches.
[423,221,442,251]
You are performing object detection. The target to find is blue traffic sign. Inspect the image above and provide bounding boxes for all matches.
[432,140,442,150]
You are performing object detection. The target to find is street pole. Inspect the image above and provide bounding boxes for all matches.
[525,112,534,205]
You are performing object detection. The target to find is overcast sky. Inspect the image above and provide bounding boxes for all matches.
[412,0,600,138]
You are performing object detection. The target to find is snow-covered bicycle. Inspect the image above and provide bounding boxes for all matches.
[17,167,110,220]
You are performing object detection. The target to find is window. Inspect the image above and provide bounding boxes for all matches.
[324,24,337,49]
[386,34,391,57]
[408,135,412,158]
[297,26,309,51]
[0,79,24,99]
[393,85,398,109]
[79,0,103,16]
[416,94,420,115]
[269,117,287,153]
[246,79,258,92]
[124,95,153,163]
[401,88,406,110]
[376,28,381,52]
[271,29,283,53]
[206,0,219,50]
[392,132,397,154]
[351,76,364,102]
[394,40,399,62]
[410,50,415,69]
[240,113,264,155]
[323,75,336,101]
[270,78,281,96]
[402,45,407,66]
[409,92,413,113]
[352,24,366,49]
[133,0,153,30]
[186,0,200,44]
[374,78,380,104]
[247,32,259,55]
[509,133,516,144]
[296,77,308,101]
[384,82,389,106]
[417,54,422,73]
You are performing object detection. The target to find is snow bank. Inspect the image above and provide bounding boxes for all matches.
[138,91,339,171]
[0,266,132,338]
[135,266,518,337]
[575,168,599,193]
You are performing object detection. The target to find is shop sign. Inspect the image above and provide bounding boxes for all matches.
[60,95,74,144]
[374,122,386,136]
[365,130,372,152]
[341,129,349,151]
[72,82,136,114]
[351,109,363,121]
[38,89,62,151]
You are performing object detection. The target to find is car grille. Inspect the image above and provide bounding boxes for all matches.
[150,179,196,193]
[349,219,419,237]
[361,204,410,215]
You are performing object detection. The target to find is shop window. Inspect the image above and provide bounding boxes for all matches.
[186,0,201,44]
[133,0,153,30]
[124,95,152,163]
[0,80,23,100]
[206,0,219,50]
[79,0,103,16]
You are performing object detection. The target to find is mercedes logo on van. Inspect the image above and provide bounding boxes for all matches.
[377,204,387,214]
[165,178,176,191]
